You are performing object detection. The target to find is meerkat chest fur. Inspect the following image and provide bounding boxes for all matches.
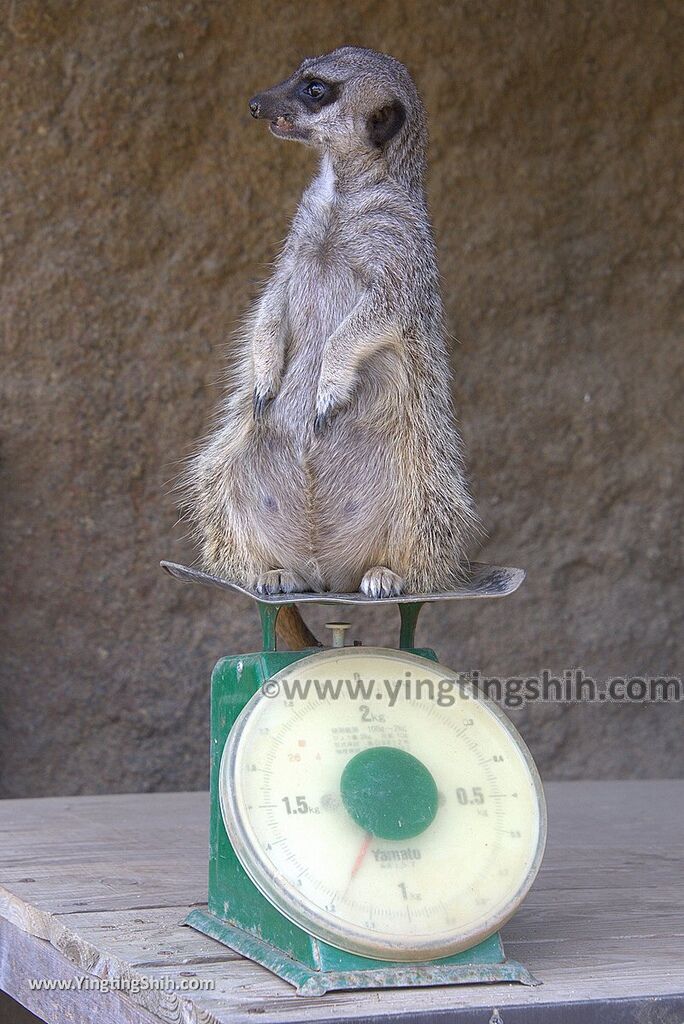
[273,154,425,436]
[286,157,362,362]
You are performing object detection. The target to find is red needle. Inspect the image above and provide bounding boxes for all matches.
[349,832,373,881]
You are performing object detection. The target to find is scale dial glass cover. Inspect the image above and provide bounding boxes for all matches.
[219,648,546,962]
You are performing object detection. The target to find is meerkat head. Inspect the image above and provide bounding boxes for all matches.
[249,46,426,177]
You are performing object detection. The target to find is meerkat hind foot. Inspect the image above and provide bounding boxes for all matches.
[254,569,310,595]
[360,566,404,599]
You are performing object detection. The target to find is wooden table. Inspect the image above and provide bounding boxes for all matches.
[0,782,682,1024]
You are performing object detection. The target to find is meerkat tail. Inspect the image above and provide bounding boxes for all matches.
[276,607,321,650]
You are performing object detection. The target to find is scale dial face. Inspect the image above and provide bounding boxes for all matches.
[220,648,546,962]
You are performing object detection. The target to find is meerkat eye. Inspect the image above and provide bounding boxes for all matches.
[304,80,327,99]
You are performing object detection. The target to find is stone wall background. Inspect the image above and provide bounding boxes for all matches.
[1,0,682,797]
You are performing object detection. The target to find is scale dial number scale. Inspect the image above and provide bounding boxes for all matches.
[219,648,546,962]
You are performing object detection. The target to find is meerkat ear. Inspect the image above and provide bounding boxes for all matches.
[367,99,406,147]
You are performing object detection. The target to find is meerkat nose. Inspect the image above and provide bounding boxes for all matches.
[249,98,261,118]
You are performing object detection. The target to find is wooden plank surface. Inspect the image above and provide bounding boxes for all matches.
[0,782,682,1024]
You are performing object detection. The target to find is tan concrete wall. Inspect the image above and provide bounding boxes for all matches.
[1,0,682,796]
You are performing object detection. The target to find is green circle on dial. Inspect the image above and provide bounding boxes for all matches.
[340,746,439,840]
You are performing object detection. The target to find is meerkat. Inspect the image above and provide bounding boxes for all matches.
[185,46,478,611]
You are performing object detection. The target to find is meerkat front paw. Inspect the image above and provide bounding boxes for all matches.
[253,385,277,421]
[360,566,404,599]
[313,383,350,434]
[313,408,332,434]
[254,569,309,595]
[313,394,337,435]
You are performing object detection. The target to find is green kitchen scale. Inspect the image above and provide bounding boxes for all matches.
[161,560,546,996]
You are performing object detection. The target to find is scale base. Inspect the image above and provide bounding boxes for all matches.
[186,908,539,996]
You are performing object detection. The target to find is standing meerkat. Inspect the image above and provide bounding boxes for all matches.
[186,46,478,604]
